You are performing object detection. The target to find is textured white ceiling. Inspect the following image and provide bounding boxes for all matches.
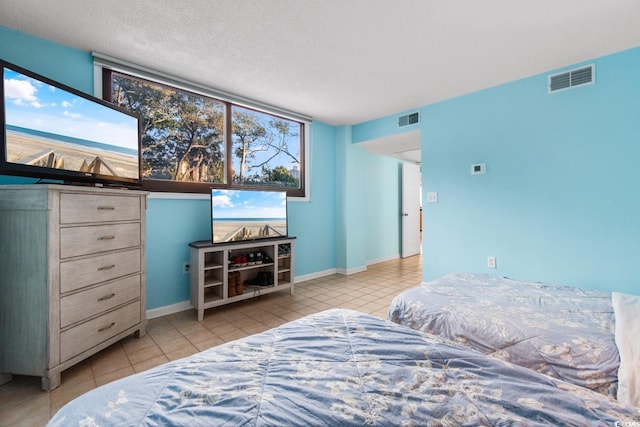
[1,0,640,128]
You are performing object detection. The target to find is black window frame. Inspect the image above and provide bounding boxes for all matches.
[102,69,306,197]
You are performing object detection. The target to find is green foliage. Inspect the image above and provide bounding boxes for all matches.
[232,108,300,187]
[112,74,224,182]
[111,74,301,189]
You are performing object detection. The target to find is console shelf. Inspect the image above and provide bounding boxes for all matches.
[189,237,295,321]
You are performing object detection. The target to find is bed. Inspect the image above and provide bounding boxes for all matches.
[388,272,640,407]
[48,309,639,426]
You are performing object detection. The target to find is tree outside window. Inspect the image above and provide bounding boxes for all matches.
[231,106,300,188]
[105,70,304,196]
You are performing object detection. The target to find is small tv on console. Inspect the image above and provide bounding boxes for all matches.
[211,189,288,244]
[0,59,142,187]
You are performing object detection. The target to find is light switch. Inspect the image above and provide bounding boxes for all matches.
[426,192,438,203]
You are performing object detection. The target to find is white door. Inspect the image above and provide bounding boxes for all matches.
[401,162,421,258]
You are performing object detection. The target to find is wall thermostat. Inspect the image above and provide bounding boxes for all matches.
[471,163,486,175]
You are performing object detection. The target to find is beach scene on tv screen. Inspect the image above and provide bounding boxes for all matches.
[3,68,139,179]
[212,190,287,243]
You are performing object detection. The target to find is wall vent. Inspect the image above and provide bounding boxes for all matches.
[398,112,420,127]
[548,64,594,93]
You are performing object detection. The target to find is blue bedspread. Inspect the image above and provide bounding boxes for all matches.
[48,309,638,426]
[388,272,620,398]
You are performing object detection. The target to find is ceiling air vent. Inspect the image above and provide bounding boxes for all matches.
[548,64,594,93]
[398,112,419,127]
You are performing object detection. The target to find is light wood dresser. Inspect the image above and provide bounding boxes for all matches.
[0,184,147,391]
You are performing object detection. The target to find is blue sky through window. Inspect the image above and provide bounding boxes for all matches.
[232,106,300,175]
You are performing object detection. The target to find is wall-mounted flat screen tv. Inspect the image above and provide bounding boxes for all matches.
[0,59,142,187]
[211,189,288,244]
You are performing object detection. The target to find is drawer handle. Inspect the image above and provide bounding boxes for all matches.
[98,322,116,332]
[97,206,115,211]
[97,264,115,271]
[97,293,116,302]
[98,236,116,241]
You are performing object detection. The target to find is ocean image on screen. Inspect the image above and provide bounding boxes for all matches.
[211,190,287,243]
[3,68,139,179]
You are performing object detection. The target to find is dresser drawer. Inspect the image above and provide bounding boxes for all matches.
[60,275,141,328]
[60,223,141,258]
[60,248,141,293]
[60,193,141,224]
[60,301,140,362]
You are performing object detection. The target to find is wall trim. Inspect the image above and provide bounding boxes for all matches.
[295,268,338,283]
[366,254,400,265]
[146,301,192,319]
[146,270,338,319]
[146,256,401,319]
[336,266,368,275]
[337,254,400,275]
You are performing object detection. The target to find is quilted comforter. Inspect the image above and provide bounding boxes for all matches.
[388,272,620,397]
[48,309,638,426]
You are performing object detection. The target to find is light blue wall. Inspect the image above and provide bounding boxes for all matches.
[140,118,341,309]
[290,121,338,277]
[0,26,93,186]
[0,26,93,92]
[364,151,402,262]
[145,198,210,308]
[9,24,638,297]
[421,49,640,294]
[354,47,640,295]
[335,125,368,271]
[0,26,340,309]
[335,125,402,272]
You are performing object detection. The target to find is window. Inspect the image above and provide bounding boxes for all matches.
[231,106,301,188]
[102,69,305,196]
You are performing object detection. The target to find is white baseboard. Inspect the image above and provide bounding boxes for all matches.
[367,254,400,265]
[337,254,400,276]
[295,268,337,283]
[146,301,193,319]
[146,256,401,318]
[145,271,337,319]
[336,265,367,275]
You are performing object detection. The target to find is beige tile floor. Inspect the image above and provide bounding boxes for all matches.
[0,255,421,426]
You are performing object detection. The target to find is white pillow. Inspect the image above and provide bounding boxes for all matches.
[613,292,640,408]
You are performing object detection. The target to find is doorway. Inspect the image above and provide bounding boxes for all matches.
[401,162,421,258]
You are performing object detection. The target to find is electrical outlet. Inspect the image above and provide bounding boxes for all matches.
[471,163,486,175]
[487,257,496,269]
[183,262,190,274]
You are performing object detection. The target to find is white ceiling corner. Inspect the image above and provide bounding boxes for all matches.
[359,130,421,164]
